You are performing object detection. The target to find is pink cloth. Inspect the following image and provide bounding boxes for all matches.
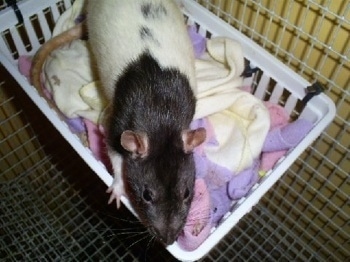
[260,102,313,171]
[177,179,212,251]
[83,119,112,172]
[260,102,290,171]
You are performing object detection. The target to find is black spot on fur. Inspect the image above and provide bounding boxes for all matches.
[141,3,167,19]
[140,26,153,39]
[140,26,160,46]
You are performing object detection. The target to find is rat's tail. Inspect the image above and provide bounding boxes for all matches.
[30,23,84,97]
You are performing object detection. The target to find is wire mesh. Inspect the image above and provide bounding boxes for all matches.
[192,0,349,261]
[0,0,349,261]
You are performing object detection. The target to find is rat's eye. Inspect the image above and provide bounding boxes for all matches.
[142,188,153,203]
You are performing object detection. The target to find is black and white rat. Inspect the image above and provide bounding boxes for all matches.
[31,0,206,246]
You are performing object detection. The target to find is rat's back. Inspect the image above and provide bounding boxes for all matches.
[87,0,196,98]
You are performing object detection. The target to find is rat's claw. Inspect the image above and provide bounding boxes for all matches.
[106,186,121,208]
[106,181,124,209]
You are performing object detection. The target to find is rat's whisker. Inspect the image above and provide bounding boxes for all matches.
[95,210,141,224]
[145,235,156,258]
[126,234,152,250]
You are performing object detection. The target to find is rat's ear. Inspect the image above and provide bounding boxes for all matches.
[121,130,149,158]
[182,127,206,153]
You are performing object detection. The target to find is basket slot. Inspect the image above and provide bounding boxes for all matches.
[242,76,254,88]
[62,0,73,10]
[8,27,27,58]
[48,4,62,25]
[278,88,291,107]
[269,83,285,104]
[29,14,46,46]
[263,78,277,101]
[186,17,195,27]
[284,95,299,116]
[17,24,33,52]
[197,24,210,38]
[23,19,41,55]
[254,72,271,100]
[0,30,16,62]
[36,11,53,43]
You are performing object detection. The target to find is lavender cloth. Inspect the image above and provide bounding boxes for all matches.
[194,156,260,225]
[262,119,313,152]
[65,117,86,133]
[210,186,231,224]
[227,159,260,200]
[260,102,290,171]
[187,25,207,58]
[191,118,261,226]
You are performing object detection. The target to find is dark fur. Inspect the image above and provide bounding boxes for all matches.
[107,52,196,245]
[141,3,168,19]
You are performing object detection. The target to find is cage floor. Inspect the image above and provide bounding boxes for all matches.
[0,150,329,262]
[0,62,348,261]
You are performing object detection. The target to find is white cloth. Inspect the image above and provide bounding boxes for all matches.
[195,37,270,173]
[43,0,103,123]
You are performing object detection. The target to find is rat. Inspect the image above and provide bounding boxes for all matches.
[30,0,206,246]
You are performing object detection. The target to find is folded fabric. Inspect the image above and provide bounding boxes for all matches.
[43,0,103,123]
[50,0,85,38]
[227,159,260,200]
[194,38,270,174]
[195,152,233,190]
[66,117,86,134]
[260,102,290,171]
[262,119,314,152]
[18,55,87,134]
[44,39,99,122]
[177,179,212,251]
[194,37,246,119]
[210,186,231,225]
[260,102,314,171]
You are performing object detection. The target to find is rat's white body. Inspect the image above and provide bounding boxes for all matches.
[86,0,197,207]
[87,0,196,98]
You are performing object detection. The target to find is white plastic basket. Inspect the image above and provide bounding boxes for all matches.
[0,0,336,261]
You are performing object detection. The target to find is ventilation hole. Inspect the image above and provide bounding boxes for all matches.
[2,29,19,60]
[278,88,291,107]
[56,1,67,15]
[16,23,32,52]
[43,7,56,32]
[251,69,263,95]
[263,78,277,101]
[30,14,45,45]
[290,99,305,121]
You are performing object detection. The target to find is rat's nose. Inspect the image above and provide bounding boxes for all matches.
[161,235,176,246]
[157,230,177,246]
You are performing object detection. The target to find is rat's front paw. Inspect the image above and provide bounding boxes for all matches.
[106,180,125,209]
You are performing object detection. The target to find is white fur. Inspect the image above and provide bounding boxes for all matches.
[87,0,196,99]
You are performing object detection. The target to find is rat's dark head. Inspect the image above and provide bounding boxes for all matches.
[120,128,206,245]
